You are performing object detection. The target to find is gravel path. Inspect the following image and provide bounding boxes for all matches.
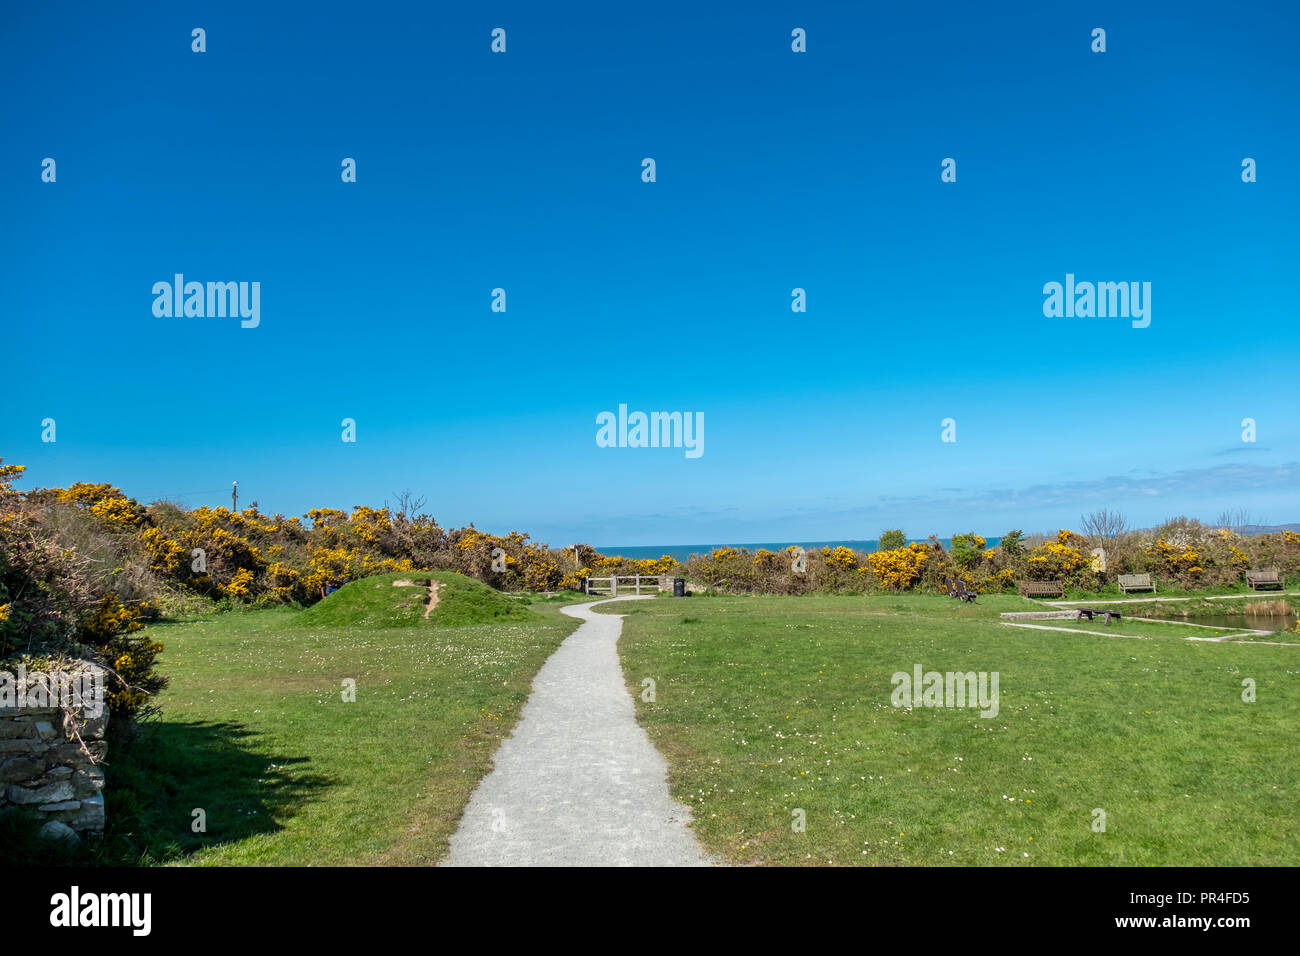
[442,597,715,867]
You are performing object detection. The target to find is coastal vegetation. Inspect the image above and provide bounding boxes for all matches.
[3,459,1296,866]
[4,459,1296,734]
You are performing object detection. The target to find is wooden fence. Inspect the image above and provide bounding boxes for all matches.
[582,574,669,596]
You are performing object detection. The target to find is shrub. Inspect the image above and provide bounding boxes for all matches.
[1024,531,1089,582]
[866,542,932,591]
[949,532,987,570]
[1,461,167,730]
[74,594,167,724]
[877,529,907,551]
[999,529,1025,555]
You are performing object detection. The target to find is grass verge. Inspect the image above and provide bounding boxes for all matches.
[615,593,1300,865]
[45,579,580,865]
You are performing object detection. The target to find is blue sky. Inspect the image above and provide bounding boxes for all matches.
[3,1,1297,547]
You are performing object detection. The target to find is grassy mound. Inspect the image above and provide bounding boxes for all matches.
[293,571,537,628]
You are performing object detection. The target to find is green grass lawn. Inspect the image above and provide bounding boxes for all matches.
[612,593,1300,866]
[89,575,584,866]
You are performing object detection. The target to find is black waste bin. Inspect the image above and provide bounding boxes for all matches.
[672,577,686,597]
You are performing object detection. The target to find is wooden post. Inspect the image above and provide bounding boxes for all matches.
[232,480,238,513]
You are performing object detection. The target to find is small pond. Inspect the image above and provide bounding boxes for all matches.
[1181,610,1297,632]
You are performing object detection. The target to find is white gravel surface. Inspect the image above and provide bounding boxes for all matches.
[442,597,715,867]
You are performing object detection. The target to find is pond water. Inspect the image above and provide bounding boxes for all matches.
[1182,611,1298,632]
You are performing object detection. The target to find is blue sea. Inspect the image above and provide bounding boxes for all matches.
[598,538,1001,562]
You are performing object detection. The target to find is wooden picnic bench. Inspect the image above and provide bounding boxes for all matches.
[1076,607,1122,623]
[946,577,978,603]
[1018,580,1064,598]
[1245,569,1284,590]
[1117,573,1155,594]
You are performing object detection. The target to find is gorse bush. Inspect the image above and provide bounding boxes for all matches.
[867,542,934,590]
[1,464,169,726]
[74,594,166,722]
[1024,530,1090,583]
[948,532,987,570]
[3,464,633,619]
[687,546,817,594]
[682,523,1299,597]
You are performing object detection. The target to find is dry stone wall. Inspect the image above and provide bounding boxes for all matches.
[0,662,108,843]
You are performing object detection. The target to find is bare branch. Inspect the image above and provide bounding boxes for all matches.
[1080,509,1128,540]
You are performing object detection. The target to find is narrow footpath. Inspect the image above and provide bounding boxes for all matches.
[442,597,715,866]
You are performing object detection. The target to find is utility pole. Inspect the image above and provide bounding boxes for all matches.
[232,480,238,513]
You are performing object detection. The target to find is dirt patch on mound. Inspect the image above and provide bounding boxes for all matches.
[424,581,442,618]
[393,578,442,619]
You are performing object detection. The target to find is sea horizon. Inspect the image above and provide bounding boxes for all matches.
[598,522,1300,563]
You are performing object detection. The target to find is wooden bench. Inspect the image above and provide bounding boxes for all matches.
[1018,580,1064,598]
[1246,569,1284,590]
[1117,573,1155,594]
[1076,607,1122,623]
[945,578,977,602]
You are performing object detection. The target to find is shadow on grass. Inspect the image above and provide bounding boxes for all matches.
[1,718,333,866]
[100,719,333,865]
